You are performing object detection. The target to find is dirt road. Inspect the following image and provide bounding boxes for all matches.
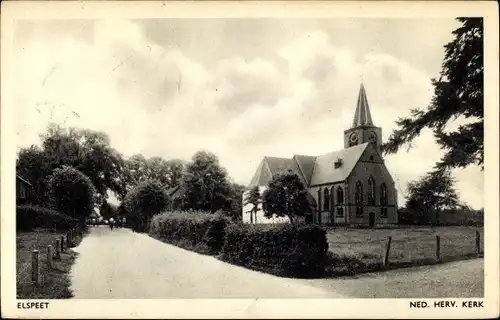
[70,226,483,299]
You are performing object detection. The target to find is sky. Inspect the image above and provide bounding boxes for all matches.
[13,18,484,209]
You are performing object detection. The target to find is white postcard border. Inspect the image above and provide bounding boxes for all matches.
[1,1,498,318]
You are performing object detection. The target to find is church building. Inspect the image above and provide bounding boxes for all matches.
[242,84,398,227]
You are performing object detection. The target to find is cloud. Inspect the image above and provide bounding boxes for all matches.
[14,19,483,209]
[216,57,288,114]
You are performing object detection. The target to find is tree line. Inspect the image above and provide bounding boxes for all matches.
[16,124,245,230]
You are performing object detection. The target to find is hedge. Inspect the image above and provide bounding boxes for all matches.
[220,223,329,278]
[17,205,79,231]
[149,210,233,254]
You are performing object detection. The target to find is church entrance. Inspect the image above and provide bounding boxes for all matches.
[369,212,375,227]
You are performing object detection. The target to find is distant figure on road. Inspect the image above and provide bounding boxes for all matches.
[109,218,115,230]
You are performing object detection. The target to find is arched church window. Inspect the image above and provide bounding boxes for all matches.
[323,188,330,211]
[380,183,388,205]
[355,181,363,205]
[317,188,322,211]
[337,186,344,204]
[380,183,388,218]
[368,176,376,205]
[330,187,335,208]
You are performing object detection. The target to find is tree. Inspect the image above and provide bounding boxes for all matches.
[405,169,460,224]
[244,185,261,224]
[381,18,483,171]
[16,145,52,204]
[182,151,233,212]
[262,170,309,224]
[124,155,185,191]
[17,123,128,206]
[226,183,245,222]
[124,179,170,232]
[47,165,96,226]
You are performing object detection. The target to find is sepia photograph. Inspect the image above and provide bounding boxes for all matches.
[1,1,498,319]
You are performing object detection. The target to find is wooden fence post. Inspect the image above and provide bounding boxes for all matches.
[436,235,441,262]
[55,239,61,259]
[32,250,40,285]
[47,245,54,269]
[383,236,392,267]
[60,235,65,252]
[476,230,481,254]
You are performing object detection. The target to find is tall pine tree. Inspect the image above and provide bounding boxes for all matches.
[381,18,483,171]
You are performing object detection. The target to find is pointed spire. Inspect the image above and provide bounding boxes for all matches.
[352,83,374,128]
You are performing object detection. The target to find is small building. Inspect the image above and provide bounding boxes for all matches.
[16,174,32,205]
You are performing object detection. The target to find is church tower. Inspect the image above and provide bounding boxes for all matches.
[344,84,383,152]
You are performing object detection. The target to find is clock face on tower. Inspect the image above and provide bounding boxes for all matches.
[369,131,377,144]
[349,132,358,146]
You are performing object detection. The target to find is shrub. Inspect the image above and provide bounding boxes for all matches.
[17,205,78,231]
[398,208,433,225]
[47,165,96,225]
[149,210,233,254]
[220,223,329,278]
[124,180,170,232]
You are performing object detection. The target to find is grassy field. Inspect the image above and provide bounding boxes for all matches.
[16,229,85,299]
[325,226,484,274]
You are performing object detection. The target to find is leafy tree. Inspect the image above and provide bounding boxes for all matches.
[17,123,128,206]
[262,170,309,224]
[182,151,233,212]
[405,169,459,224]
[16,145,52,204]
[124,155,185,191]
[225,183,245,222]
[381,18,483,171]
[244,185,261,224]
[47,165,96,226]
[124,179,170,232]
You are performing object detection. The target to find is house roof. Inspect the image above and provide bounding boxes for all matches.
[310,143,369,185]
[16,174,32,186]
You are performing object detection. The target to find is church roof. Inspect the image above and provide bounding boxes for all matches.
[246,156,319,207]
[309,143,369,185]
[248,143,370,189]
[247,156,306,189]
[293,155,316,185]
[248,158,273,188]
[352,83,374,128]
[248,83,380,189]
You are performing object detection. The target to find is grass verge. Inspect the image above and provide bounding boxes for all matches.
[325,226,484,277]
[325,251,483,277]
[16,228,87,299]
